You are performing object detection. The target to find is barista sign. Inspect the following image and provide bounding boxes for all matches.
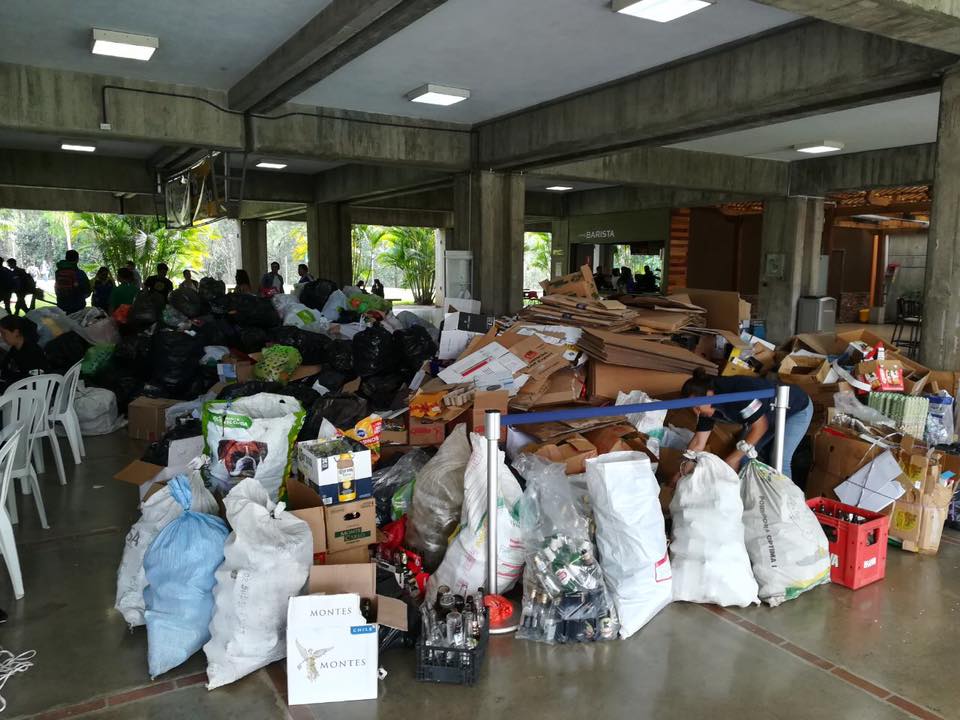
[579,229,616,240]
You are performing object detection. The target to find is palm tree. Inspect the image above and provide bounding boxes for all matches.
[351,225,389,285]
[377,226,436,305]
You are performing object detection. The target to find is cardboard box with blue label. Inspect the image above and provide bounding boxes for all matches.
[296,437,373,506]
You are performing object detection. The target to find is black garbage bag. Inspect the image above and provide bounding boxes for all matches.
[113,333,153,375]
[199,277,226,303]
[292,367,348,393]
[168,287,209,319]
[44,331,91,374]
[299,392,370,441]
[88,372,143,415]
[278,383,320,410]
[193,316,240,348]
[396,325,438,371]
[149,330,205,397]
[353,324,399,378]
[358,372,406,409]
[140,418,203,466]
[299,278,338,311]
[328,339,354,375]
[238,327,268,354]
[338,310,361,324]
[130,292,165,329]
[267,326,331,365]
[216,380,283,401]
[214,294,281,328]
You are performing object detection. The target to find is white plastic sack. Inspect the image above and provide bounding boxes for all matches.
[670,452,759,607]
[202,393,306,502]
[616,390,668,436]
[283,303,330,333]
[740,460,830,606]
[320,289,348,321]
[586,452,672,638]
[204,478,313,689]
[425,434,524,601]
[74,383,124,435]
[271,293,299,317]
[85,318,120,345]
[144,475,229,678]
[115,463,216,628]
[27,307,82,347]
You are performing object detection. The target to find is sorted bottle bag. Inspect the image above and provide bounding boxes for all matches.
[670,452,759,607]
[115,465,216,628]
[405,425,471,571]
[204,478,313,690]
[586,452,672,638]
[424,433,525,601]
[740,459,830,606]
[143,475,229,678]
[202,393,306,502]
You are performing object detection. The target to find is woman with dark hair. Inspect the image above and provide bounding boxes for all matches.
[0,315,47,391]
[679,368,812,480]
[233,269,254,295]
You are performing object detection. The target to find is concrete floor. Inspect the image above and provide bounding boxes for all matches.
[2,432,959,720]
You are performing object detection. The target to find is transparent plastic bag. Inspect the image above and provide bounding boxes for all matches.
[371,448,431,525]
[925,392,955,446]
[833,391,896,427]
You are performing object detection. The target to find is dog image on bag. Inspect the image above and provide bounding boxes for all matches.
[219,440,268,479]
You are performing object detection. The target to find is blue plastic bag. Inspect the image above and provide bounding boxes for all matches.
[144,475,229,678]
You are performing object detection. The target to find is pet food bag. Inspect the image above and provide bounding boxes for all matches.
[205,478,313,689]
[740,459,830,606]
[202,393,306,501]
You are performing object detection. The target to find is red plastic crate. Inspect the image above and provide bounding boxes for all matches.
[807,497,888,590]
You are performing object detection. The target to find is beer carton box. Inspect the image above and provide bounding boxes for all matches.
[287,563,407,704]
[323,499,377,553]
[890,444,955,554]
[296,438,373,506]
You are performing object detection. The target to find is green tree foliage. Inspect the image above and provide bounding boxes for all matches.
[351,224,389,285]
[266,221,308,285]
[200,219,241,282]
[377,226,436,305]
[523,231,552,289]
[0,210,70,277]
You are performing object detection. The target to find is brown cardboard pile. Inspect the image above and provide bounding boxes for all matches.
[579,328,717,374]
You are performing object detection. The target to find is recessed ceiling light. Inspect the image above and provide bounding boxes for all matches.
[546,186,574,192]
[91,28,158,61]
[613,0,712,22]
[794,141,845,154]
[256,161,288,170]
[405,84,470,106]
[61,143,96,153]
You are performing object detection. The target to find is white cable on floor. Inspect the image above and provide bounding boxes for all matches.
[0,647,35,714]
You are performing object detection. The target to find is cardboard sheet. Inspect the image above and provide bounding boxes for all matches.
[834,451,907,512]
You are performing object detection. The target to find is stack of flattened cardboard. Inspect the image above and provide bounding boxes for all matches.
[579,328,717,374]
[617,294,707,331]
[518,294,643,333]
[539,265,600,299]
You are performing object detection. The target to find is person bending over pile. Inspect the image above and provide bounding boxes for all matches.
[680,368,812,480]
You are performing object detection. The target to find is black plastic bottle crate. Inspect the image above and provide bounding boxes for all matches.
[415,626,489,685]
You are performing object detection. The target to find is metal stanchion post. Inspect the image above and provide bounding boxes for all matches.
[484,409,500,595]
[772,385,790,473]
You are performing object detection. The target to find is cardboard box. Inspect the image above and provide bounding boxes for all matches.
[780,333,848,356]
[247,353,323,383]
[539,265,599,299]
[807,430,887,500]
[722,343,776,377]
[288,563,407,705]
[587,361,690,400]
[856,359,905,392]
[127,397,180,441]
[315,545,372,565]
[889,443,954,553]
[523,434,598,474]
[380,413,408,446]
[296,439,373,506]
[779,355,832,386]
[216,357,253,384]
[323,498,377,553]
[286,476,329,555]
[408,404,468,446]
[114,436,205,499]
[678,289,749,333]
[471,389,509,440]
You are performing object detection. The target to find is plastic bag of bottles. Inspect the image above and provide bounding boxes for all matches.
[514,454,619,644]
[371,448,431,525]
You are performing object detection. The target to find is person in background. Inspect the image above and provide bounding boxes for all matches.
[636,264,658,293]
[356,279,367,293]
[7,259,37,315]
[261,262,284,294]
[55,249,91,314]
[110,267,139,312]
[593,265,606,290]
[297,264,314,284]
[679,369,813,481]
[126,260,142,290]
[616,266,634,293]
[144,263,174,301]
[0,257,17,315]
[233,269,254,295]
[371,279,385,298]
[0,315,47,392]
[180,269,199,292]
[91,266,115,313]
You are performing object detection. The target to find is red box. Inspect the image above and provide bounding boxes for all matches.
[807,497,888,590]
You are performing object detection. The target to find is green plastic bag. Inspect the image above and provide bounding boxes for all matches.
[391,480,415,521]
[81,343,116,377]
[254,345,302,384]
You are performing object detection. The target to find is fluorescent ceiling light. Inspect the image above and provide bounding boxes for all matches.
[61,143,96,153]
[794,141,845,154]
[405,83,470,106]
[546,186,574,192]
[256,161,287,170]
[613,0,712,22]
[91,28,158,61]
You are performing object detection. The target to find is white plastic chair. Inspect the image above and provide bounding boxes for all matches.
[7,374,67,487]
[0,390,49,529]
[0,427,26,598]
[52,362,85,465]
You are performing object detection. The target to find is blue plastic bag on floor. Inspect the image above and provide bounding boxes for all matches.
[144,475,229,679]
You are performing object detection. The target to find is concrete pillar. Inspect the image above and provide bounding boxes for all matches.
[921,67,960,369]
[452,171,525,316]
[306,203,352,286]
[800,198,826,296]
[550,219,570,279]
[758,196,824,342]
[240,219,267,291]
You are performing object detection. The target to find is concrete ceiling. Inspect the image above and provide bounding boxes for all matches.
[669,93,940,161]
[232,153,342,175]
[292,0,798,123]
[0,0,332,88]
[0,129,161,159]
[523,176,612,193]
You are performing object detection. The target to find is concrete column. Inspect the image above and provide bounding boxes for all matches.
[550,219,570,279]
[921,67,960,369]
[758,197,824,342]
[800,198,826,296]
[306,203,352,286]
[452,171,525,316]
[240,219,268,291]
